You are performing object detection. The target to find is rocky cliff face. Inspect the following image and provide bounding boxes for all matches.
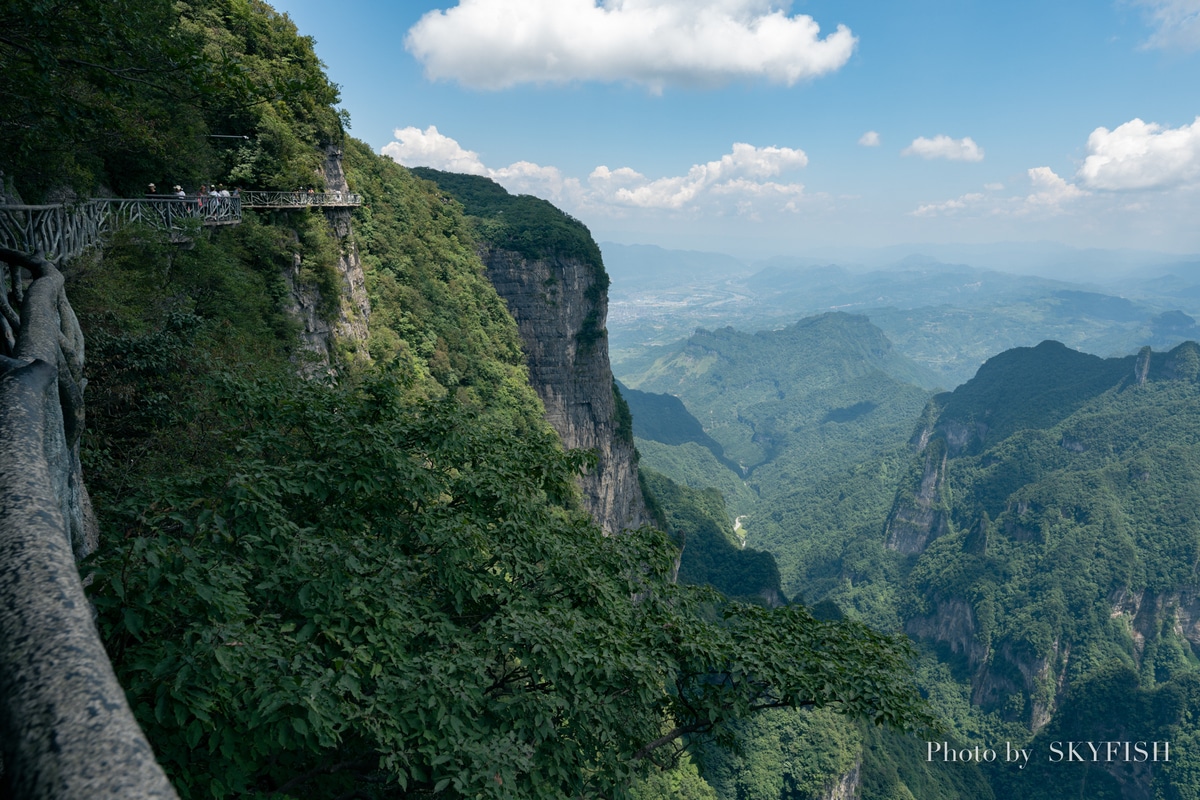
[885,420,950,554]
[906,597,1068,731]
[481,246,648,533]
[822,759,860,800]
[1111,587,1200,664]
[282,145,370,369]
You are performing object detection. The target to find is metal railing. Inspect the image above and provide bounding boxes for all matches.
[240,191,362,208]
[0,190,363,264]
[0,197,242,263]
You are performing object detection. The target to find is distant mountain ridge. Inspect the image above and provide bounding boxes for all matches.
[622,312,938,472]
[606,242,1200,389]
[617,382,740,473]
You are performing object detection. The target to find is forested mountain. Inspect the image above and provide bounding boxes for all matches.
[633,321,1200,797]
[621,313,938,472]
[618,312,937,608]
[880,340,1200,797]
[0,2,932,798]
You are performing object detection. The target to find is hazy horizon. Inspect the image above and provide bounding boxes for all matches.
[598,238,1200,285]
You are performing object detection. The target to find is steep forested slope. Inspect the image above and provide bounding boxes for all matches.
[873,340,1200,797]
[405,168,647,532]
[626,318,1200,798]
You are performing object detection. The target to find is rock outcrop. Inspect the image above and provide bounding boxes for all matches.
[822,759,860,800]
[906,596,1068,731]
[482,246,647,533]
[884,429,950,554]
[281,145,370,369]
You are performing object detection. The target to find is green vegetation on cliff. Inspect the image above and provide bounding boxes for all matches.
[842,340,1200,798]
[640,469,784,606]
[408,167,604,275]
[2,0,342,199]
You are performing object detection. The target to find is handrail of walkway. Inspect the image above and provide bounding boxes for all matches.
[0,247,181,797]
[0,197,241,264]
[240,190,362,208]
[0,191,363,264]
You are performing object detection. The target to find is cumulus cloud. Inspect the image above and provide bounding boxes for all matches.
[589,142,808,209]
[381,126,488,174]
[405,0,857,90]
[911,169,1088,218]
[902,135,985,162]
[1076,116,1200,191]
[910,193,984,217]
[858,131,881,147]
[381,127,808,217]
[1024,167,1089,207]
[1133,0,1200,51]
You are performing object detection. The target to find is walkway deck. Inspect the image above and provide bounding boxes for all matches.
[0,192,363,263]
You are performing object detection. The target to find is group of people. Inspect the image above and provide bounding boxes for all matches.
[146,182,240,200]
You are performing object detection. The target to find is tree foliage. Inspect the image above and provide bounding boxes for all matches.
[87,370,931,799]
[0,0,342,199]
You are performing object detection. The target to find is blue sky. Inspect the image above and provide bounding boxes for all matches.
[272,0,1200,260]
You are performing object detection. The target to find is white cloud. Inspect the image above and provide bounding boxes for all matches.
[1024,167,1088,208]
[405,0,857,91]
[381,128,809,217]
[858,131,881,147]
[491,161,587,206]
[902,135,985,162]
[381,126,488,174]
[1133,0,1200,51]
[910,193,984,217]
[1077,116,1200,191]
[588,142,808,209]
[911,169,1087,218]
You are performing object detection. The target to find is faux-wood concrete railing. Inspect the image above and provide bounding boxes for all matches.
[0,246,179,798]
[0,191,363,264]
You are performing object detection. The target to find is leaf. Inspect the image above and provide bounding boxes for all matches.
[123,608,144,638]
[186,719,204,749]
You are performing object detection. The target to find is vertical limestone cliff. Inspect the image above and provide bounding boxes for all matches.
[281,145,370,368]
[404,167,648,533]
[481,245,648,533]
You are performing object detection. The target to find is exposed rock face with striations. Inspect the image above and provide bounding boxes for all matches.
[400,167,647,532]
[482,245,648,533]
[281,145,370,369]
[905,597,1068,731]
[822,759,860,800]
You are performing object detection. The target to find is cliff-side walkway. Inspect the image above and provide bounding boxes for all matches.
[0,191,362,263]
